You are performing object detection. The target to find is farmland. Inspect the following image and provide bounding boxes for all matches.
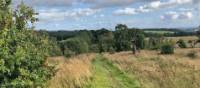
[144,30,174,34]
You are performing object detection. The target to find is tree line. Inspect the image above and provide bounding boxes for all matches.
[47,24,200,57]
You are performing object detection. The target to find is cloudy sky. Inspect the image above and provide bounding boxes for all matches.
[14,0,200,30]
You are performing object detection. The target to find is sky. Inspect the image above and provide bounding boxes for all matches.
[13,0,200,30]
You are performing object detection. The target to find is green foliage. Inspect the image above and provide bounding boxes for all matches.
[61,37,89,56]
[161,42,174,54]
[114,24,131,51]
[0,1,57,87]
[177,39,187,48]
[98,31,114,53]
[90,44,100,53]
[0,28,56,87]
[76,30,93,45]
[147,36,164,50]
[135,34,146,49]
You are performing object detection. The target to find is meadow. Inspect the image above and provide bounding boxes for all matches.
[1,0,200,88]
[47,48,200,88]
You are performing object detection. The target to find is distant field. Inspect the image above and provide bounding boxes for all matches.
[48,48,200,88]
[167,36,198,41]
[144,30,174,34]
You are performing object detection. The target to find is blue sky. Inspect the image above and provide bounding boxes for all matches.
[14,0,200,30]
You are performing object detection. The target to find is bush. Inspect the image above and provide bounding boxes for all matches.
[61,37,89,56]
[0,29,56,87]
[0,1,56,87]
[177,39,187,48]
[161,43,174,54]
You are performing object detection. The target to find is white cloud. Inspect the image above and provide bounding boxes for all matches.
[113,8,137,15]
[113,7,151,16]
[161,11,193,20]
[144,0,193,10]
[14,0,158,8]
[80,0,158,8]
[65,8,100,17]
[178,8,194,11]
[14,0,77,7]
[37,8,99,22]
[112,0,197,16]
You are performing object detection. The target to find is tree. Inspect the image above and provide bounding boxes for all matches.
[98,31,114,53]
[14,1,38,30]
[0,1,56,87]
[114,24,131,51]
[61,37,89,56]
[131,34,146,54]
[135,34,145,50]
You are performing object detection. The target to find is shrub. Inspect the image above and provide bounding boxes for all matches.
[61,37,89,56]
[161,43,174,54]
[177,39,187,48]
[0,1,56,87]
[0,29,56,87]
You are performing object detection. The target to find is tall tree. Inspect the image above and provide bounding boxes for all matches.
[114,24,131,51]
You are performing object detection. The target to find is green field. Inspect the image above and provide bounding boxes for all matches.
[144,30,174,34]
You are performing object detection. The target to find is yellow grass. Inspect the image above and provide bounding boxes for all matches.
[104,48,200,88]
[47,54,95,88]
[46,48,200,88]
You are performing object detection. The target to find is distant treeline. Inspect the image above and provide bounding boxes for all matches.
[38,24,199,57]
[46,28,198,41]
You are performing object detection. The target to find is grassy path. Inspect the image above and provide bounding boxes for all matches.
[85,55,140,88]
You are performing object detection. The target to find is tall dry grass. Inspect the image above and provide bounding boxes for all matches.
[104,48,200,88]
[46,54,95,88]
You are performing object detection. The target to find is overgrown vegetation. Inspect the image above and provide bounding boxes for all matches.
[0,0,60,87]
[161,43,174,54]
[1,0,200,88]
[177,39,187,48]
[104,49,200,88]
